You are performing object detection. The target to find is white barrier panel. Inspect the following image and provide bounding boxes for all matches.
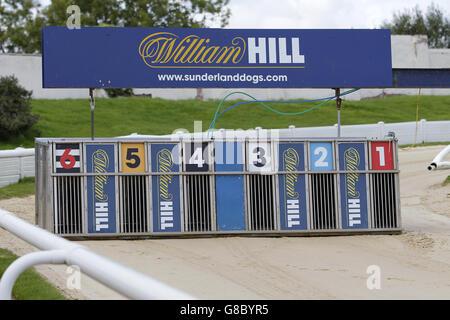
[0,148,35,187]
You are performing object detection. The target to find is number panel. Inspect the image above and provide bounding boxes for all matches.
[184,142,210,172]
[309,142,333,171]
[120,143,145,173]
[55,143,81,173]
[247,142,272,172]
[370,142,394,170]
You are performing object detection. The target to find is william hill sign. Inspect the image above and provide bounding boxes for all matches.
[138,32,305,67]
[42,27,392,88]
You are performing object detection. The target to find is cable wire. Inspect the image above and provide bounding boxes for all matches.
[208,88,360,137]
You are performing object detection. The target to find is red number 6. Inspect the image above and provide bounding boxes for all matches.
[60,148,76,169]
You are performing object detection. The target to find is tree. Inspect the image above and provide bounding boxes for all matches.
[0,75,39,139]
[381,3,450,49]
[0,0,45,53]
[0,0,230,54]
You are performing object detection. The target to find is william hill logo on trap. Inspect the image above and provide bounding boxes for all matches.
[283,148,301,228]
[343,148,362,227]
[92,149,111,232]
[86,144,117,234]
[156,148,176,230]
[138,32,306,68]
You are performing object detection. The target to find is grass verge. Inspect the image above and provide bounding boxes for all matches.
[0,177,35,200]
[0,248,66,300]
[443,176,450,187]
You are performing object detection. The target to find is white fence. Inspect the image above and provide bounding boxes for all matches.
[0,148,35,188]
[0,208,194,300]
[282,119,450,145]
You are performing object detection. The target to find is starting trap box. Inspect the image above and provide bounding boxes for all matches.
[35,136,401,239]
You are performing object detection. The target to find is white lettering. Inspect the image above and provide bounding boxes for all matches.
[96,217,109,231]
[248,37,267,63]
[268,37,277,63]
[348,199,361,226]
[247,37,305,65]
[278,38,291,63]
[287,199,300,227]
[160,201,174,230]
[95,202,109,231]
[291,38,305,63]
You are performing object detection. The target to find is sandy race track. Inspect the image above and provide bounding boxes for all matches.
[0,145,449,300]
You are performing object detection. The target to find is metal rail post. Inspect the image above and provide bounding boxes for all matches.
[89,88,95,140]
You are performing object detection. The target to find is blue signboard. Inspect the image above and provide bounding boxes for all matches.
[42,27,392,88]
[310,142,333,171]
[86,144,116,234]
[278,143,307,230]
[151,144,181,232]
[215,142,245,231]
[338,143,368,229]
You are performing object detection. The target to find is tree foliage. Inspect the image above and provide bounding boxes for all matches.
[0,0,230,53]
[0,75,39,139]
[104,88,134,98]
[0,0,46,53]
[381,3,449,48]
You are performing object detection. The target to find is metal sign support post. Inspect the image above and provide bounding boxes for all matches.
[89,88,95,140]
[334,88,342,138]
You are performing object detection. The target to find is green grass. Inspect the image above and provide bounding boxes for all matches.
[1,95,450,149]
[0,177,35,200]
[0,248,66,300]
[443,176,450,187]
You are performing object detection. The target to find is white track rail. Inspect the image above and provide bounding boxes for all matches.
[428,144,450,171]
[0,208,194,300]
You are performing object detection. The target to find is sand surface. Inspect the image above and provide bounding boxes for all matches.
[0,145,449,300]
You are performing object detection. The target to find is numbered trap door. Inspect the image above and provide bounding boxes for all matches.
[308,142,338,230]
[183,142,215,232]
[246,142,277,231]
[214,141,246,231]
[369,141,399,229]
[53,143,84,235]
[119,143,149,233]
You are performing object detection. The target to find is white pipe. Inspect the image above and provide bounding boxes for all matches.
[0,250,66,300]
[0,208,194,300]
[428,144,450,171]
[0,147,34,158]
